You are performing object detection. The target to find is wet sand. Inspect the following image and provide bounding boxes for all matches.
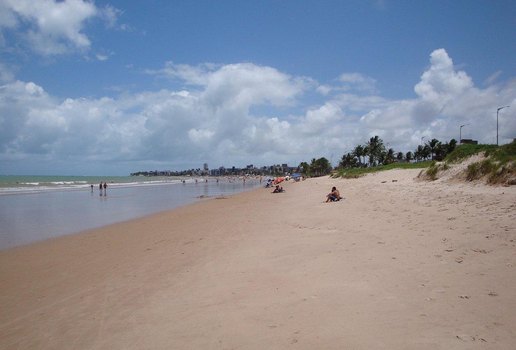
[1,169,515,349]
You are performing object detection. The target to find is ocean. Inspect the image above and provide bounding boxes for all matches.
[0,175,264,250]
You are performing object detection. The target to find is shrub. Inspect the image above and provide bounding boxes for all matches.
[480,159,497,174]
[466,162,481,181]
[426,162,439,180]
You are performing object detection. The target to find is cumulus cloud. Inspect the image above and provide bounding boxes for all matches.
[0,0,119,55]
[413,48,474,122]
[0,49,515,174]
[152,62,308,109]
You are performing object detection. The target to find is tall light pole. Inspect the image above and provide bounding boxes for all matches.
[460,124,468,144]
[497,106,510,145]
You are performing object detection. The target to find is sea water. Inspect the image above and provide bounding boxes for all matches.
[0,175,264,250]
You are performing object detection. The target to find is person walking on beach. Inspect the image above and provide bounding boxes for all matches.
[103,182,107,196]
[99,182,103,196]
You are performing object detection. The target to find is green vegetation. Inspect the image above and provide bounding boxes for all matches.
[333,161,432,179]
[461,141,516,184]
[322,135,455,179]
[298,157,332,177]
[425,161,439,181]
[445,144,498,163]
[297,135,515,185]
[486,140,516,162]
[426,140,516,184]
[424,161,450,181]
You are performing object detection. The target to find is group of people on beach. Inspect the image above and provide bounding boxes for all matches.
[267,176,342,202]
[90,182,108,196]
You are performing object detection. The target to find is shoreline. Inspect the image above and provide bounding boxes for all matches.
[1,169,515,349]
[0,177,263,250]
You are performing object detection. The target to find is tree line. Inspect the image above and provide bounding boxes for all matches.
[298,136,457,177]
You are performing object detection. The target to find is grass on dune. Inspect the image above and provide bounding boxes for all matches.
[333,161,432,179]
[427,141,516,184]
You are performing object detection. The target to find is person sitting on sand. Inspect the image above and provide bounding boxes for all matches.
[326,186,342,202]
[272,185,284,193]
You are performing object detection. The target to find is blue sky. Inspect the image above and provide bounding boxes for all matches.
[0,0,515,175]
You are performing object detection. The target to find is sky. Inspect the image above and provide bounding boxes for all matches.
[0,0,515,176]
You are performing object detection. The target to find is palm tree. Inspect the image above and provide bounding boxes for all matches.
[415,145,424,162]
[447,139,457,153]
[339,153,357,168]
[299,162,310,176]
[309,158,317,175]
[427,138,441,160]
[363,145,370,167]
[422,145,431,160]
[310,157,332,176]
[353,145,365,166]
[367,136,385,166]
[382,148,395,165]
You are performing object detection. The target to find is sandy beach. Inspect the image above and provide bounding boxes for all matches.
[1,169,515,349]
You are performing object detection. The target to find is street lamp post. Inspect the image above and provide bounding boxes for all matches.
[460,124,468,144]
[497,106,510,146]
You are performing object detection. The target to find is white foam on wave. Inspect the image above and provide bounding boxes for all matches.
[0,178,187,195]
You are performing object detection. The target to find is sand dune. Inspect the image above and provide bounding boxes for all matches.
[1,169,515,349]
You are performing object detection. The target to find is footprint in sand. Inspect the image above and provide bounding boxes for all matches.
[456,335,480,342]
[472,248,489,254]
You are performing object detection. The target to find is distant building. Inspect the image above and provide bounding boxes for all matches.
[460,139,478,145]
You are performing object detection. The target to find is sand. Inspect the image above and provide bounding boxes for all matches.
[1,169,515,349]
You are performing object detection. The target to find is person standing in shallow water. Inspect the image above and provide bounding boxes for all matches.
[103,182,107,196]
[99,182,103,196]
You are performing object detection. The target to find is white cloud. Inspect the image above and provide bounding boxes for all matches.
[99,4,121,29]
[150,62,216,86]
[0,0,119,55]
[316,84,332,95]
[95,53,110,61]
[338,72,377,93]
[152,62,308,109]
[188,128,215,143]
[0,50,515,174]
[413,48,474,122]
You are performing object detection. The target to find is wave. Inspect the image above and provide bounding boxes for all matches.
[0,177,197,195]
[0,175,256,196]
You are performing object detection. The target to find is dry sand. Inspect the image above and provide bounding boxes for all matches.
[1,169,515,349]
